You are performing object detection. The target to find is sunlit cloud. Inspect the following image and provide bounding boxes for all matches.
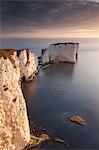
[84,0,99,2]
[71,29,97,32]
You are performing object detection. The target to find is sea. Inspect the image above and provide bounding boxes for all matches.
[1,38,99,149]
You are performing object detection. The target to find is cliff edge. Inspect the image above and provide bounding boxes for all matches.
[0,49,38,150]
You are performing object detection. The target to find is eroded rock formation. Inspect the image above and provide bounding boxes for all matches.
[18,49,38,81]
[0,49,38,150]
[41,43,79,66]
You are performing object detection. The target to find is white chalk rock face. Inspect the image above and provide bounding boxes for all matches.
[42,43,79,65]
[18,49,38,81]
[41,49,49,65]
[0,50,30,150]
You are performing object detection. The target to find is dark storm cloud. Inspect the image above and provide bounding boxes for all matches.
[0,0,99,36]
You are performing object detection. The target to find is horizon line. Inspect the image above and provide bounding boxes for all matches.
[0,37,99,40]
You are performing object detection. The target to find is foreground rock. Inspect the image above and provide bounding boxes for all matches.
[24,122,69,150]
[0,49,38,150]
[41,42,79,66]
[69,115,86,126]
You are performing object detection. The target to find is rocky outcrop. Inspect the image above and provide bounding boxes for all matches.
[41,43,79,66]
[18,49,38,81]
[0,49,38,150]
[69,115,86,126]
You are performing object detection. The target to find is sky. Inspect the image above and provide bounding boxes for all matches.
[0,0,99,39]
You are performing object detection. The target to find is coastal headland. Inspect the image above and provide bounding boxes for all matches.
[0,42,79,150]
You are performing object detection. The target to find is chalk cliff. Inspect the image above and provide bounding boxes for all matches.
[42,43,79,66]
[18,49,38,81]
[0,49,38,150]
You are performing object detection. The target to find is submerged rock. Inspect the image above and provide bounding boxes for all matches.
[24,122,69,150]
[69,115,86,126]
[41,42,79,66]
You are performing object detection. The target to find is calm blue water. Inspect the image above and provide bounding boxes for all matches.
[1,38,99,149]
[1,38,99,56]
[22,51,99,149]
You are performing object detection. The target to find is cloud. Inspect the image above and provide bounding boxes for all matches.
[71,29,97,32]
[0,0,99,38]
[83,0,99,2]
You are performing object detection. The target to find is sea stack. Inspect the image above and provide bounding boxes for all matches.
[41,42,79,66]
[0,49,38,150]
